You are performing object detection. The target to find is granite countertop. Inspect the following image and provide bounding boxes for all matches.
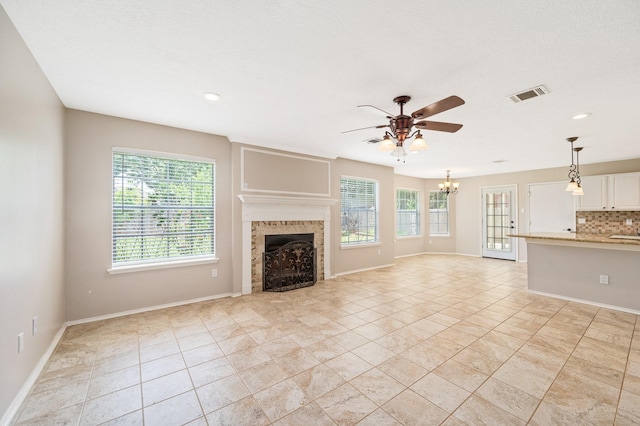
[508,232,640,246]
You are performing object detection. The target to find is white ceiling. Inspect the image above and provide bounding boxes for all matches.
[3,0,640,178]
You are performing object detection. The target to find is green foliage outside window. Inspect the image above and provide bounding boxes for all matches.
[396,189,420,237]
[112,152,215,265]
[340,177,378,245]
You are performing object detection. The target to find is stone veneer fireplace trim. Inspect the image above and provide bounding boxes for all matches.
[237,195,337,294]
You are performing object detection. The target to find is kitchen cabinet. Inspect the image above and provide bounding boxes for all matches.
[576,172,640,210]
[609,173,640,210]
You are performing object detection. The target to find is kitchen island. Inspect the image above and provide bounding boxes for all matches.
[510,232,640,313]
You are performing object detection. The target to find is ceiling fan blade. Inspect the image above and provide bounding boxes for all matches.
[411,95,465,119]
[341,124,388,134]
[414,121,463,133]
[357,104,395,118]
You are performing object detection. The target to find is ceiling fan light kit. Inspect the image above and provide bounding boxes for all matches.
[344,94,465,162]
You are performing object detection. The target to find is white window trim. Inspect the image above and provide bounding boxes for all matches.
[111,148,217,270]
[340,175,380,247]
[397,235,422,240]
[428,190,450,236]
[108,256,219,275]
[340,242,382,250]
[396,187,422,238]
[112,146,215,164]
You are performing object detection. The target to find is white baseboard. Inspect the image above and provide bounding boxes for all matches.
[334,263,395,277]
[394,251,429,259]
[66,292,235,326]
[1,324,67,426]
[395,252,481,259]
[527,289,640,316]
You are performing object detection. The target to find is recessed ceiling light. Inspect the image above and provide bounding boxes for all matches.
[572,113,591,120]
[203,92,222,101]
[492,159,507,163]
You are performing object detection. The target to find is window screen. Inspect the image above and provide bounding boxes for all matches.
[396,189,420,237]
[340,177,379,245]
[112,150,215,266]
[429,191,449,235]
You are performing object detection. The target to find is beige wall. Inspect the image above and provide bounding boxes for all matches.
[0,7,66,420]
[527,242,640,311]
[64,110,234,321]
[332,158,396,274]
[393,174,427,257]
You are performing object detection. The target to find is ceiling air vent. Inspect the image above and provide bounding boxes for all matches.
[507,85,550,103]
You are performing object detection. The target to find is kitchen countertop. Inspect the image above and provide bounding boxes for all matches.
[509,232,640,246]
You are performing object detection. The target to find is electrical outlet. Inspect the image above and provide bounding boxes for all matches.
[18,333,24,354]
[626,219,633,225]
[32,316,38,336]
[599,275,609,285]
[211,269,218,278]
[578,218,586,224]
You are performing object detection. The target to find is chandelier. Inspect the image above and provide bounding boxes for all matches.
[564,137,584,196]
[439,170,459,195]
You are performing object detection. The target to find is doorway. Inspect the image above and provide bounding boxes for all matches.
[482,186,517,260]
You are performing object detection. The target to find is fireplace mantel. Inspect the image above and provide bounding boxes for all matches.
[237,195,337,294]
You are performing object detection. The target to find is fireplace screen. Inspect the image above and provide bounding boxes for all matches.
[263,234,316,292]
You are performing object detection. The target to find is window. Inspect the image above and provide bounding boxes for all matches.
[112,150,215,267]
[396,189,420,237]
[429,191,449,235]
[340,177,379,245]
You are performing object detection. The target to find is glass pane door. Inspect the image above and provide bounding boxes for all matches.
[482,186,516,260]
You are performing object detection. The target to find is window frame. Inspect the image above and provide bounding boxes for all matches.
[429,190,450,236]
[340,176,380,247]
[396,188,421,238]
[109,147,217,274]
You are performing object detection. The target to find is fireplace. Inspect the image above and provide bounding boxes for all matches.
[237,195,337,295]
[263,233,316,291]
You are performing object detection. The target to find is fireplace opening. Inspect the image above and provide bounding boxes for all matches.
[263,233,316,292]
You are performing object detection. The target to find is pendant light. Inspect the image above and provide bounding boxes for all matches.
[572,147,584,196]
[565,137,579,191]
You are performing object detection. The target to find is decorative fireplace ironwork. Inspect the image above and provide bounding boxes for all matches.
[263,234,316,292]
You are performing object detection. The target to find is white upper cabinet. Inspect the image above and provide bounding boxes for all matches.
[576,172,640,210]
[610,173,640,209]
[576,175,608,210]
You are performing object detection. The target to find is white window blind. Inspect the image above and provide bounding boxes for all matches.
[396,189,420,237]
[340,177,379,245]
[429,191,449,235]
[112,151,215,266]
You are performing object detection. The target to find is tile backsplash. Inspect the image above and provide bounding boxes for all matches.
[576,210,640,235]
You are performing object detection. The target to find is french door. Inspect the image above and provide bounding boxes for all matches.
[482,186,517,260]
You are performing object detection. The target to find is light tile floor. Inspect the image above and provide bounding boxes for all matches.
[12,254,640,425]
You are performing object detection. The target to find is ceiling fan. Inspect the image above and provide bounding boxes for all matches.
[344,95,465,161]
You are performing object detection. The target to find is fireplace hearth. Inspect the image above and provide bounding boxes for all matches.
[263,233,316,292]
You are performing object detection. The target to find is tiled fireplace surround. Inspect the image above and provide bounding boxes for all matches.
[238,195,337,294]
[252,220,324,293]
